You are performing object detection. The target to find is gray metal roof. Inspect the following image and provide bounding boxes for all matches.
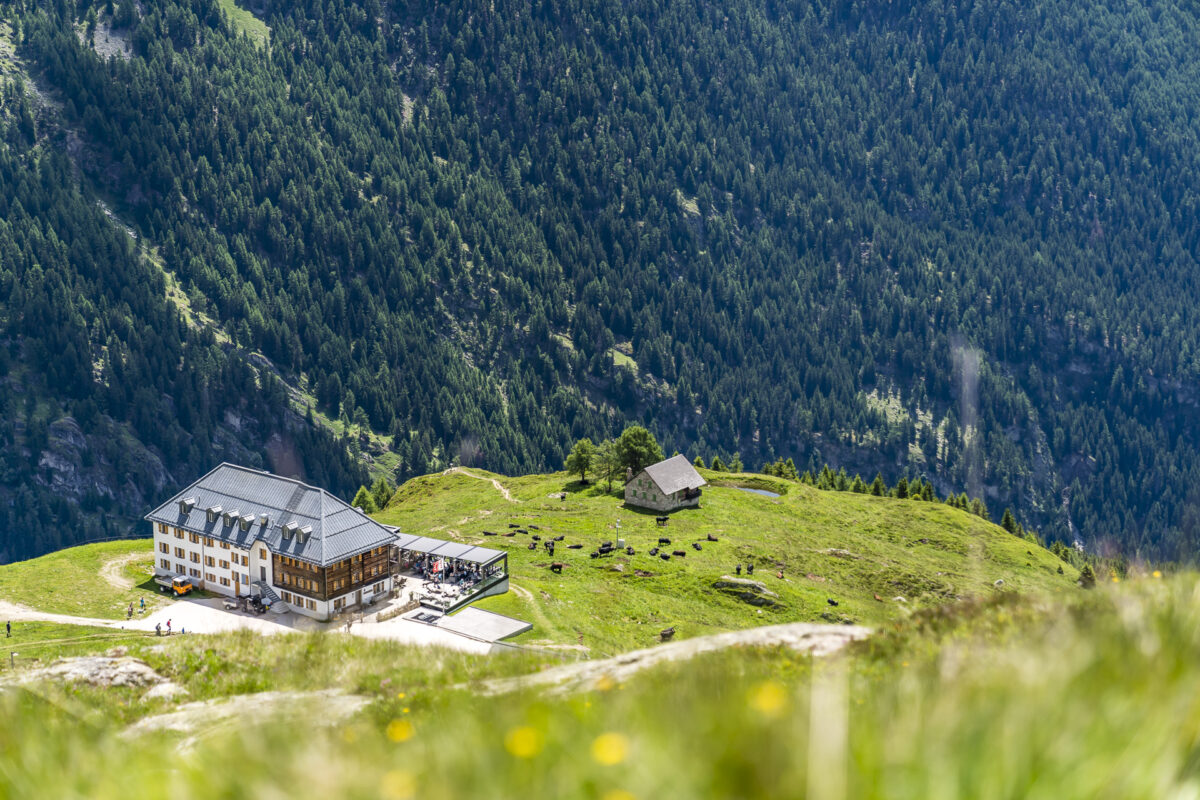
[401,536,451,555]
[430,541,473,560]
[145,463,398,567]
[459,545,506,566]
[641,454,707,495]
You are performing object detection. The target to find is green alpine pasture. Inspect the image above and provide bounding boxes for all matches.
[0,539,168,619]
[374,468,1077,655]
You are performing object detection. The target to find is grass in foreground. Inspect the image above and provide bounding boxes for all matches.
[375,469,1078,654]
[0,574,1194,799]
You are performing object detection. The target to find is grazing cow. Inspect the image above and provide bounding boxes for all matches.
[567,544,583,549]
[747,564,755,575]
[554,535,565,541]
[527,543,537,550]
[504,532,516,537]
[483,531,498,536]
[692,542,702,551]
[529,525,540,530]
[672,550,687,557]
[649,547,659,556]
[590,552,600,559]
[601,541,613,549]
[658,537,671,545]
[660,627,676,641]
[827,598,839,606]
[532,535,541,541]
[707,534,718,542]
[550,563,564,573]
[660,553,671,561]
[508,523,520,528]
[516,529,527,534]
[626,546,635,555]
[656,517,669,527]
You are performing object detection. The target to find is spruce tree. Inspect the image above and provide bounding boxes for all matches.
[895,477,909,499]
[869,473,885,496]
[1000,508,1017,534]
[352,486,378,513]
[1078,564,1097,589]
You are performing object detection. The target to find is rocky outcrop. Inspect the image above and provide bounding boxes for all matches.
[9,656,166,689]
[713,576,780,607]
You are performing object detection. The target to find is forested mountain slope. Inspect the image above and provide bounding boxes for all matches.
[3,0,1200,559]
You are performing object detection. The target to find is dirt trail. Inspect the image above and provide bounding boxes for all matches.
[476,621,871,696]
[99,552,147,591]
[444,467,520,502]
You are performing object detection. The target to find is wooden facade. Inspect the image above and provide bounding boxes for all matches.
[272,545,391,602]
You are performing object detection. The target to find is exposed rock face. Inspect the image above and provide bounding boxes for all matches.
[477,621,872,696]
[11,656,166,689]
[713,576,780,607]
[36,415,171,510]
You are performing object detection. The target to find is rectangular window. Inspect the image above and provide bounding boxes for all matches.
[219,560,230,570]
[306,599,316,611]
[157,523,168,534]
[190,568,201,578]
[282,591,292,603]
[176,563,186,574]
[260,548,267,559]
[159,542,169,554]
[189,533,200,544]
[190,552,200,563]
[206,537,214,547]
[160,558,171,569]
[205,556,215,568]
[242,555,249,567]
[174,547,185,558]
[175,528,185,539]
[220,577,230,587]
[220,541,229,550]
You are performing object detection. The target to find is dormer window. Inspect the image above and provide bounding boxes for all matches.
[239,515,253,532]
[206,506,223,524]
[179,497,197,515]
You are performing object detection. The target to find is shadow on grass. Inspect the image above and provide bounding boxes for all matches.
[134,576,215,602]
[559,479,623,498]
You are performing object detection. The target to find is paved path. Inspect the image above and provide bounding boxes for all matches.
[0,597,500,653]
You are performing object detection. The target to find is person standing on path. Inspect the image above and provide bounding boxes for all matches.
[5,620,10,638]
[166,619,172,635]
[139,597,145,613]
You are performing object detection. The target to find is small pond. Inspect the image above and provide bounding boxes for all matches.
[736,487,781,498]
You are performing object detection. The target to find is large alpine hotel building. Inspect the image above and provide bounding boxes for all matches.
[146,463,398,620]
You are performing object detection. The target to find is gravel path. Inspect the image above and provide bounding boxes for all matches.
[444,467,519,502]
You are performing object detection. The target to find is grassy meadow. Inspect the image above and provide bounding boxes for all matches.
[0,574,1195,799]
[0,539,169,619]
[374,468,1077,654]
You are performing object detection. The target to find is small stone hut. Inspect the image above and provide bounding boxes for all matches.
[624,455,707,512]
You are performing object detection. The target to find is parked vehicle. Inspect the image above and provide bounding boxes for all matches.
[154,574,194,596]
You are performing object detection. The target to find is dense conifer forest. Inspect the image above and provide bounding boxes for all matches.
[2,0,1200,561]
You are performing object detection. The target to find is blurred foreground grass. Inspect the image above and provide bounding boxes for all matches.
[3,574,1199,798]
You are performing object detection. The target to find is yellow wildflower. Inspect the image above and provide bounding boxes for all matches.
[748,680,788,718]
[386,719,414,743]
[505,726,544,759]
[591,732,630,765]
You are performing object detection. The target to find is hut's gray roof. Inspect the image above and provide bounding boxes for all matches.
[641,455,707,495]
[145,463,398,566]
